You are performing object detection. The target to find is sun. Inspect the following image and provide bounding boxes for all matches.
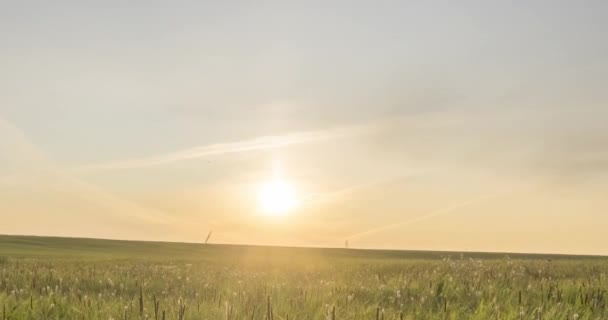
[258,179,297,216]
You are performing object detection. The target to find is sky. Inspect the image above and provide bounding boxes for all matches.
[1,1,607,255]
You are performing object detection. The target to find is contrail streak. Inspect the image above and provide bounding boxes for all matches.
[300,172,429,206]
[0,115,173,225]
[347,193,502,241]
[73,124,377,173]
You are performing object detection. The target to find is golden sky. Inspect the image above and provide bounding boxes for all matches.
[1,2,607,255]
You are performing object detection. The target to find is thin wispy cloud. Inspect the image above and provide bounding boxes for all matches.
[300,173,428,207]
[0,117,50,167]
[0,115,174,226]
[73,123,380,173]
[346,193,504,241]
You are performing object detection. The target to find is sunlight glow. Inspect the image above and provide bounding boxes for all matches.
[258,179,297,216]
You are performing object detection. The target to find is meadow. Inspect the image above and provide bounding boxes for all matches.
[0,235,606,319]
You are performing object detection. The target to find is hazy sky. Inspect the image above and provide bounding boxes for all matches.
[1,1,607,255]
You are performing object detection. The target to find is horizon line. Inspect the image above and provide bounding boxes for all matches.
[1,233,605,259]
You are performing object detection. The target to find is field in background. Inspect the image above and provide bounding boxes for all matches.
[0,235,606,319]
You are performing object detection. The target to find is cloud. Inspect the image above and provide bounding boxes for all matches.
[73,123,379,173]
[300,173,428,207]
[346,193,504,241]
[0,117,50,169]
[0,115,174,231]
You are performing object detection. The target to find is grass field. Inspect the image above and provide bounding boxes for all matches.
[0,235,606,319]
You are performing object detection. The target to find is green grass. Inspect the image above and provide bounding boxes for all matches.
[0,235,606,319]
